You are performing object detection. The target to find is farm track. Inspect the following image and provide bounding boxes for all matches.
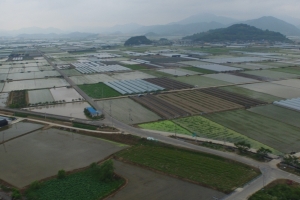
[144,77,193,90]
[130,95,189,119]
[200,88,267,107]
[157,90,243,114]
[230,72,271,81]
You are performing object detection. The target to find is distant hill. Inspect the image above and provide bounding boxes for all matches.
[135,21,224,36]
[243,16,300,36]
[174,13,238,25]
[124,36,153,46]
[183,24,291,43]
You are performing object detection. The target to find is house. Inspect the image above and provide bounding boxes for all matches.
[85,107,101,118]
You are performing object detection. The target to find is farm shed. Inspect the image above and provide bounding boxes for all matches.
[85,107,101,117]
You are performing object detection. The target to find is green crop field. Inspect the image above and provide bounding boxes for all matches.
[205,110,300,153]
[139,120,192,135]
[78,83,121,99]
[173,116,276,151]
[182,67,215,74]
[116,144,260,193]
[219,86,283,103]
[25,168,124,200]
[271,67,300,75]
[122,64,147,70]
[171,75,231,88]
[249,104,300,129]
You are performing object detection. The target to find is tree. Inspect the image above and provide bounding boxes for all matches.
[57,169,66,179]
[283,155,300,167]
[256,147,272,159]
[11,189,22,200]
[234,141,251,153]
[98,160,114,182]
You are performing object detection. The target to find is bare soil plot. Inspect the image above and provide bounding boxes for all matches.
[240,82,300,99]
[170,75,232,88]
[0,93,9,106]
[220,86,283,103]
[0,129,127,188]
[200,88,266,107]
[157,90,243,114]
[3,78,70,92]
[130,95,189,119]
[204,73,258,84]
[243,70,299,80]
[28,102,90,119]
[249,104,300,128]
[107,160,226,200]
[158,68,200,76]
[28,89,54,104]
[97,98,161,124]
[111,71,155,80]
[144,77,193,90]
[205,110,300,153]
[50,87,83,102]
[70,74,116,84]
[271,79,300,89]
[0,122,43,142]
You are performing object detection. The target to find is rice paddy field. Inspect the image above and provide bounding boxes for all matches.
[271,79,300,89]
[239,82,300,99]
[78,83,121,99]
[28,89,55,104]
[158,68,200,76]
[204,73,258,84]
[219,86,283,103]
[170,75,232,88]
[70,74,116,84]
[97,98,161,124]
[248,104,300,128]
[2,78,70,92]
[230,63,277,70]
[50,87,83,102]
[0,129,127,188]
[61,69,82,76]
[116,144,260,193]
[205,109,300,153]
[111,71,155,80]
[0,92,9,106]
[271,66,300,75]
[139,120,192,135]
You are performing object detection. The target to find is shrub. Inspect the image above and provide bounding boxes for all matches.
[57,170,66,179]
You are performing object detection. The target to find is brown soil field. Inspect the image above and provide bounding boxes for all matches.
[107,160,226,200]
[157,90,243,114]
[130,95,189,119]
[0,129,127,188]
[200,88,267,108]
[144,77,193,90]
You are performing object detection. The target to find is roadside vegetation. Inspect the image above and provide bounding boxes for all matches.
[116,142,260,193]
[73,122,97,130]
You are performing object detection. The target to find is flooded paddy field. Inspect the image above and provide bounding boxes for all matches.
[111,71,155,80]
[0,93,9,106]
[70,74,116,84]
[28,89,55,104]
[50,87,83,102]
[271,79,300,89]
[240,82,300,99]
[7,71,60,81]
[28,102,90,119]
[2,78,69,92]
[0,121,43,142]
[97,98,161,124]
[157,68,200,76]
[204,73,258,84]
[0,129,127,188]
[108,160,226,200]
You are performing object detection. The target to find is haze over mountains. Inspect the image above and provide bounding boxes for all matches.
[1,14,300,38]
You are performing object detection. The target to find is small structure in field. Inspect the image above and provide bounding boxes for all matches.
[84,107,101,118]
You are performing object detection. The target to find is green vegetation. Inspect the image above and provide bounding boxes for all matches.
[57,170,66,179]
[205,110,300,153]
[124,36,153,46]
[271,67,300,75]
[122,64,147,70]
[116,144,260,193]
[139,120,191,135]
[220,86,283,103]
[183,67,215,74]
[173,116,274,151]
[14,112,28,118]
[234,141,251,153]
[25,161,124,200]
[78,83,121,99]
[73,122,97,130]
[184,24,291,42]
[8,90,27,108]
[249,180,300,200]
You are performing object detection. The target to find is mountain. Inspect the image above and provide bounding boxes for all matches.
[243,16,300,36]
[174,13,238,25]
[124,36,152,46]
[134,21,224,36]
[183,24,291,43]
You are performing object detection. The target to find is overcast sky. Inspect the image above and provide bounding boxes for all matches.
[1,0,300,30]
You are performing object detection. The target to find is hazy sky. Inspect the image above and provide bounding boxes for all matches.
[1,0,300,30]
